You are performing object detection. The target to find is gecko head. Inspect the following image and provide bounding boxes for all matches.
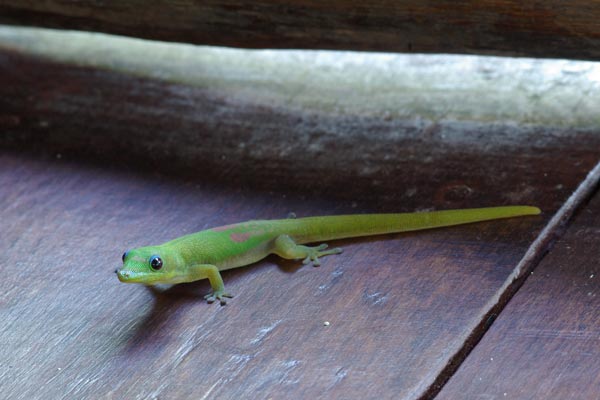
[117,246,182,284]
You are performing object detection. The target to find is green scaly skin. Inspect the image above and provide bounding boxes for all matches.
[117,206,541,305]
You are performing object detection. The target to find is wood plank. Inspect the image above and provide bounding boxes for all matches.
[1,40,600,398]
[0,155,567,400]
[438,186,600,399]
[1,1,600,60]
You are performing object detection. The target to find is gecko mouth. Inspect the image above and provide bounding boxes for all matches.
[116,268,171,284]
[117,268,149,283]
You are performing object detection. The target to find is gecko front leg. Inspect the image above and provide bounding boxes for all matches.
[272,234,343,266]
[188,264,234,305]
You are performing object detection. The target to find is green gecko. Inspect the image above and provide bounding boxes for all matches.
[117,205,540,305]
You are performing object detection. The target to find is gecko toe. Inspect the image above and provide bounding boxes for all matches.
[204,291,234,305]
[204,294,216,303]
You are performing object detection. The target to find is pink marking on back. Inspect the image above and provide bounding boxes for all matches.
[212,223,238,232]
[230,232,253,242]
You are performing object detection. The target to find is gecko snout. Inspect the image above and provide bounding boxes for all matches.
[116,268,132,281]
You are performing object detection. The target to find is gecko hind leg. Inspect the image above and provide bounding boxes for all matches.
[273,235,343,267]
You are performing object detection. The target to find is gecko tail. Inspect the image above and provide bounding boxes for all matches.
[290,205,541,243]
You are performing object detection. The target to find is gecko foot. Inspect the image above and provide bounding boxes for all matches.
[204,290,234,305]
[301,244,343,267]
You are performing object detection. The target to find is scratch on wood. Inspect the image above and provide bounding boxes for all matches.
[334,367,348,383]
[200,379,222,400]
[323,366,352,391]
[363,290,388,305]
[172,328,211,368]
[510,328,600,341]
[190,353,254,400]
[250,320,282,345]
[146,382,168,400]
[318,267,344,291]
[278,360,301,384]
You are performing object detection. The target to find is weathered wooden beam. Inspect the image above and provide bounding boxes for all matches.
[1,1,600,60]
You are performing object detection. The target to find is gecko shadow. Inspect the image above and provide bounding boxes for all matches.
[121,261,268,353]
[122,284,209,354]
[121,249,340,353]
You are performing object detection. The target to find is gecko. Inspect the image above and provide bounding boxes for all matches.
[116,205,540,305]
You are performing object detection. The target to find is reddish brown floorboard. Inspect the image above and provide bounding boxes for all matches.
[0,153,548,400]
[1,51,600,399]
[438,187,600,399]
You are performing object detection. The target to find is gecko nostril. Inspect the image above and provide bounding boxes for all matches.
[114,268,120,274]
[116,269,131,280]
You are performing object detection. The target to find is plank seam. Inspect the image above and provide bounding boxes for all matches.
[423,159,600,400]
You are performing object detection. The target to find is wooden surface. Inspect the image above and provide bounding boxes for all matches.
[1,37,600,398]
[0,153,589,400]
[439,188,600,399]
[2,1,600,60]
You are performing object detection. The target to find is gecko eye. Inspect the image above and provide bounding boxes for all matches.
[149,255,163,270]
[122,250,129,262]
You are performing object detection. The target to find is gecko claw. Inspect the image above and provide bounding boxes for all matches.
[204,291,234,305]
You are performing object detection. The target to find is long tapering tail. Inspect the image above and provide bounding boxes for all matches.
[288,206,541,243]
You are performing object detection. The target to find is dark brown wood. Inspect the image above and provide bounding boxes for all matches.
[2,1,600,60]
[1,48,600,398]
[438,187,600,399]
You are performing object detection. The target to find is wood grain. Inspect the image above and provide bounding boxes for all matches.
[1,1,600,60]
[438,187,600,399]
[1,48,600,398]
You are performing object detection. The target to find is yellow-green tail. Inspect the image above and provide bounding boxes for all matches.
[289,206,541,244]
